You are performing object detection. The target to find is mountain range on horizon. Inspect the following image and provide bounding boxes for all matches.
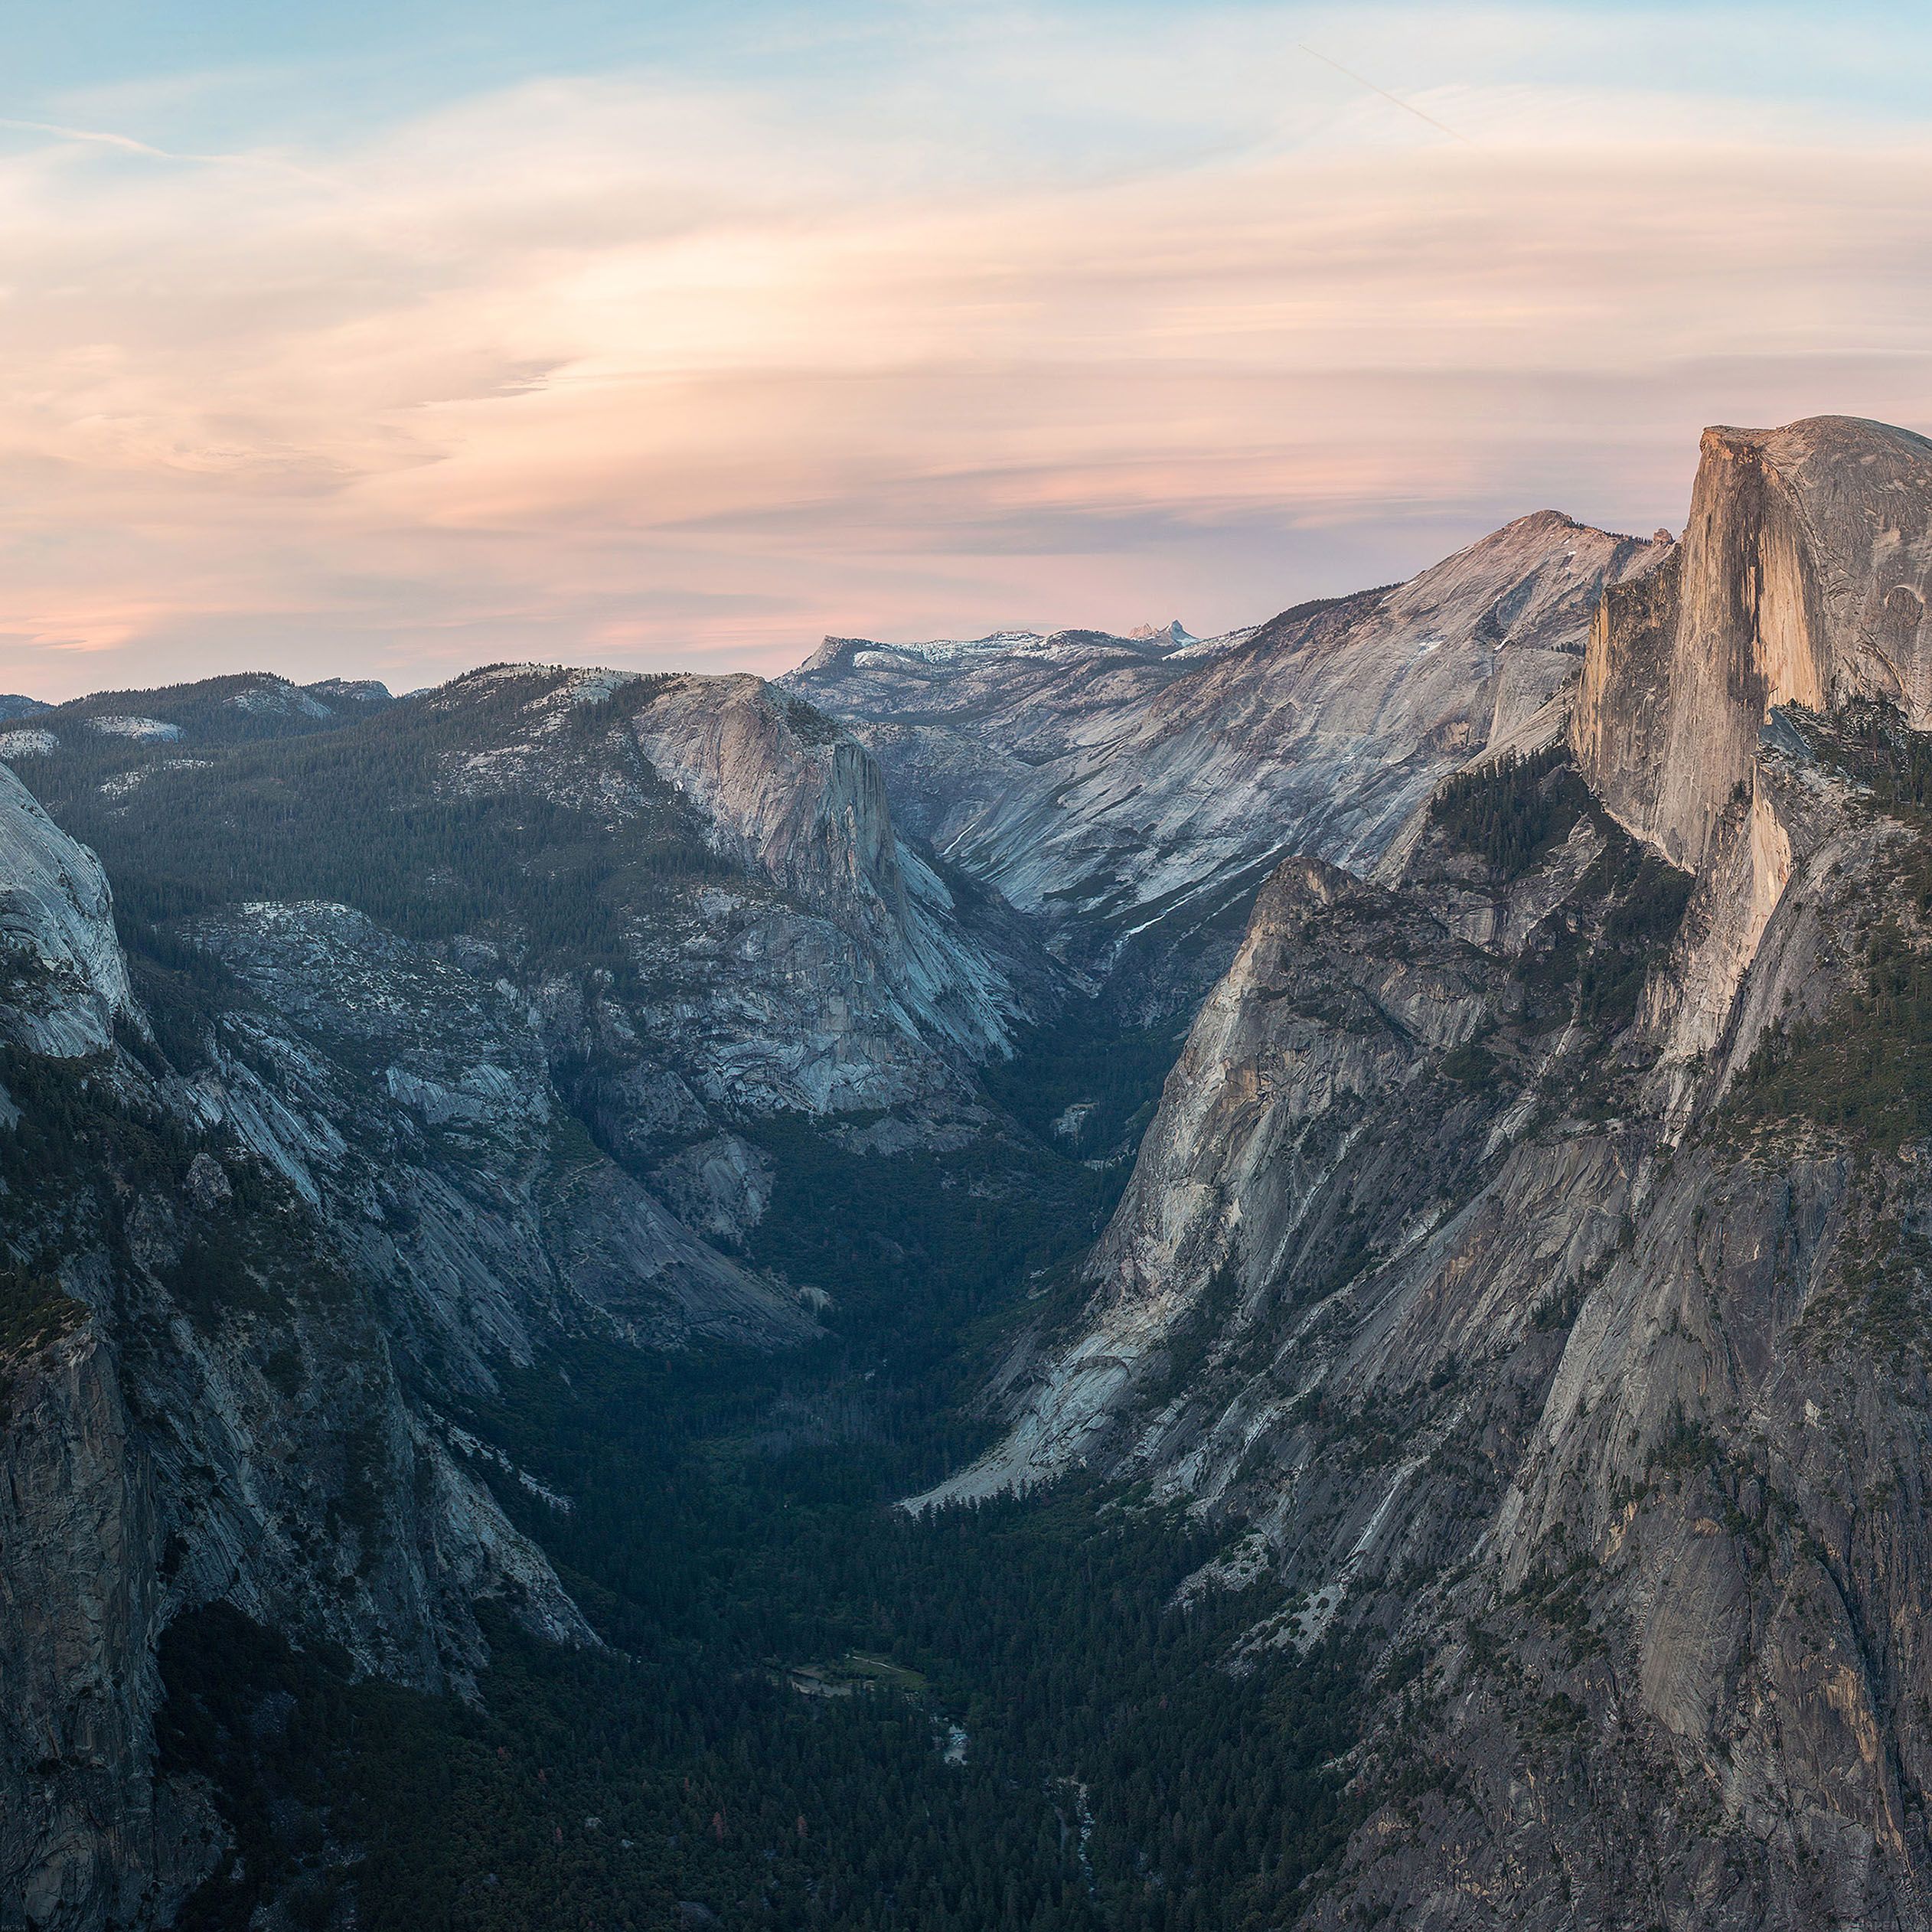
[5,414,1932,1931]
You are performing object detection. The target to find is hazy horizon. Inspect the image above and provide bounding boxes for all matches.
[4,500,1653,707]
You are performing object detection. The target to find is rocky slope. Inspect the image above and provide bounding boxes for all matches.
[0,765,132,1057]
[921,418,1932,1927]
[786,514,1667,1009]
[0,771,616,1927]
[15,664,1057,1176]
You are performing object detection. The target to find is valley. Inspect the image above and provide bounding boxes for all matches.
[4,416,1932,1930]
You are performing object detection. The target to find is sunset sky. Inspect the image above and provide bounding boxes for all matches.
[6,2,1932,699]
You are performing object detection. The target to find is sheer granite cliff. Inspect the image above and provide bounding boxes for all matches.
[1575,416,1932,868]
[921,419,1932,1927]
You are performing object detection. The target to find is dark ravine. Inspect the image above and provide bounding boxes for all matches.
[3,416,1932,1930]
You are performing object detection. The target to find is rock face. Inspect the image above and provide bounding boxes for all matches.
[787,514,1666,1004]
[0,759,810,1926]
[0,762,132,1057]
[1575,416,1932,868]
[412,667,1052,1148]
[924,419,1932,1926]
[619,671,1039,1080]
[188,896,803,1357]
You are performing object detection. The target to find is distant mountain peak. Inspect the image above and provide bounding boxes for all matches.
[788,504,1666,975]
[304,675,393,707]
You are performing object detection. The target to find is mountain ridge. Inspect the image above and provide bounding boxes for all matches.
[8,416,1932,1930]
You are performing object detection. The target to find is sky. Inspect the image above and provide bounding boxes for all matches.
[5,2,1932,699]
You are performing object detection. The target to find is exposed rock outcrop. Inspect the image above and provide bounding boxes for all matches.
[622,671,1039,1072]
[0,764,132,1059]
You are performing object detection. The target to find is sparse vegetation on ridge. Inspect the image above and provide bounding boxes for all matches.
[1429,742,1588,880]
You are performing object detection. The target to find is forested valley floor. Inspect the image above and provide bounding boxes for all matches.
[161,1013,1363,1932]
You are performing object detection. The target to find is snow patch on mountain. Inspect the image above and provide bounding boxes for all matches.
[85,716,182,742]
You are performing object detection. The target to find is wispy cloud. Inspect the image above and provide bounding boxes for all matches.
[0,113,330,181]
[1,5,1931,697]
[1295,44,1475,143]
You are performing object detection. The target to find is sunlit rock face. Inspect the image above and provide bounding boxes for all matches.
[1575,415,1932,869]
